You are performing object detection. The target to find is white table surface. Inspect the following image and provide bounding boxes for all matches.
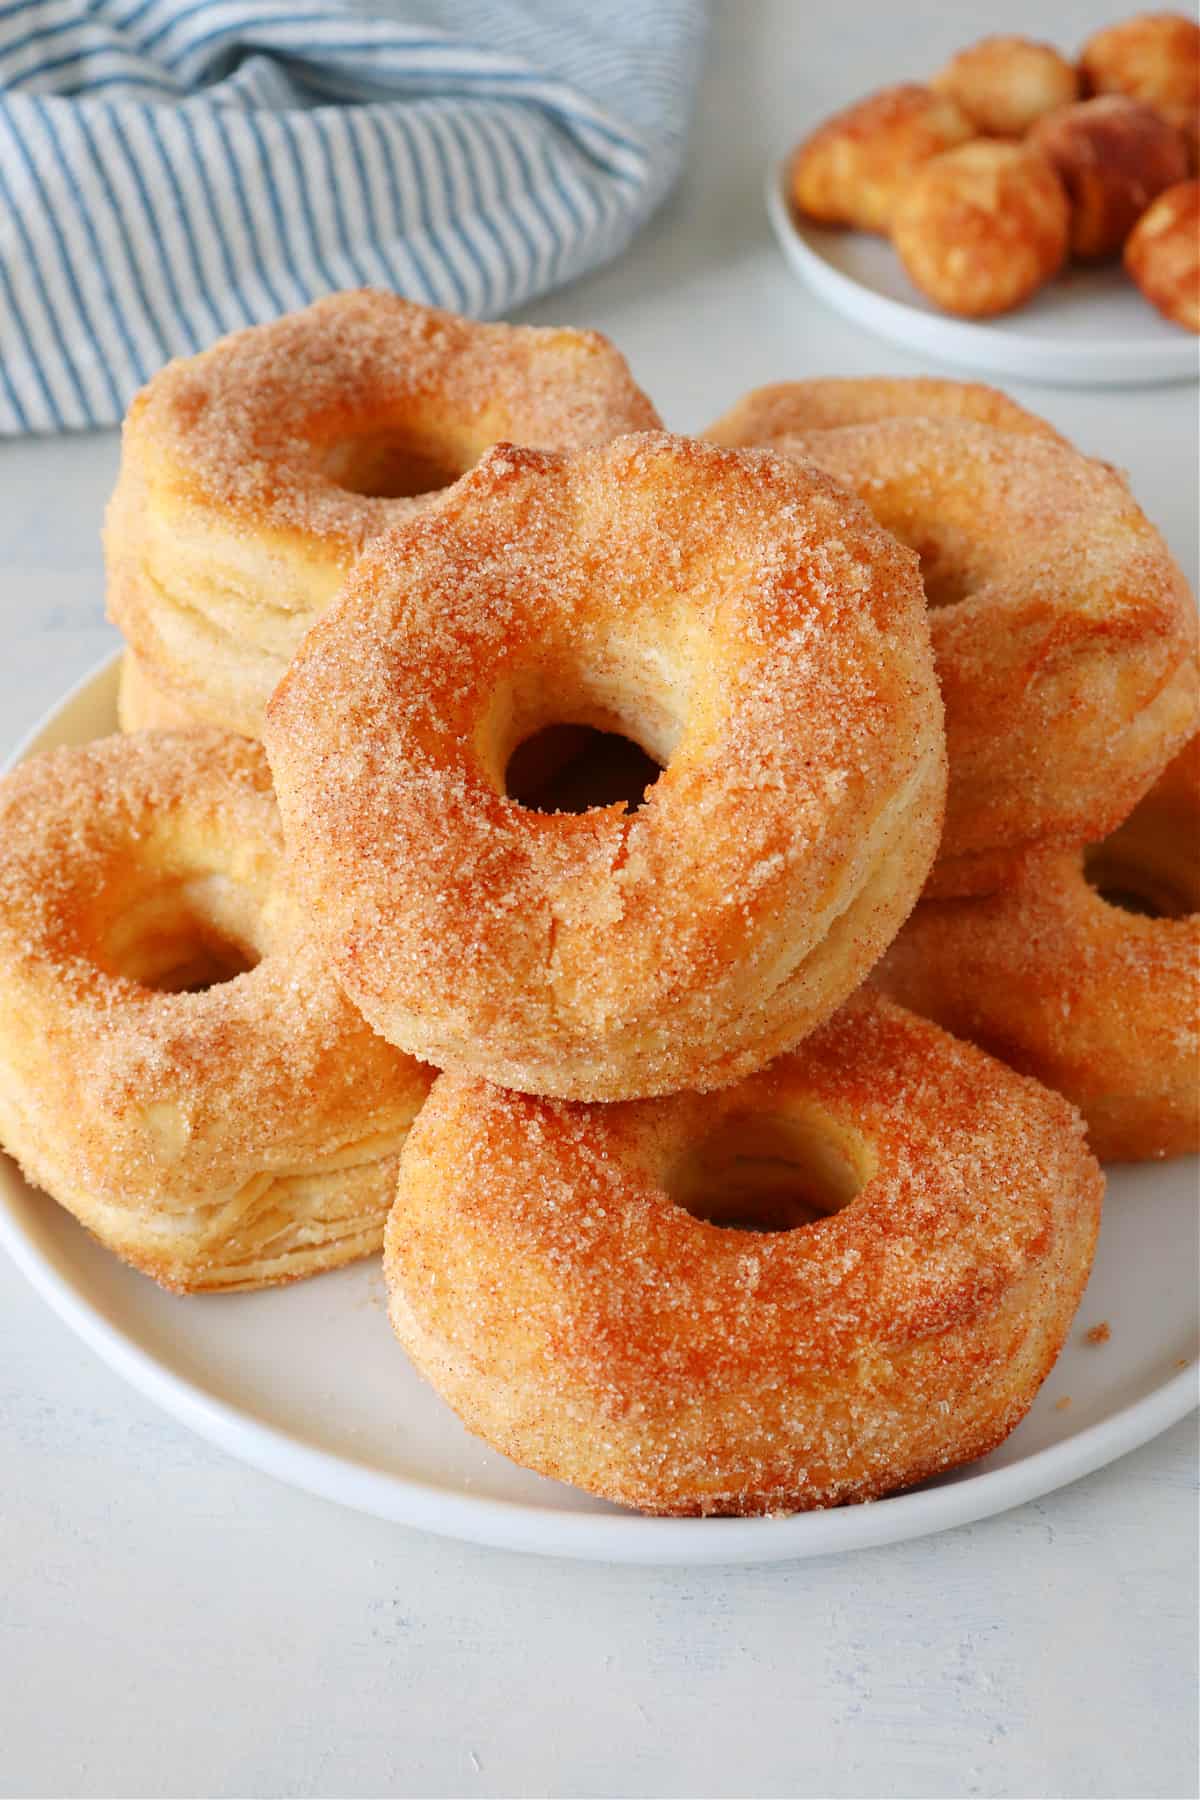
[1,4,1197,1796]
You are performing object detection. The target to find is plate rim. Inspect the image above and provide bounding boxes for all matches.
[766,158,1200,389]
[1,651,1196,1565]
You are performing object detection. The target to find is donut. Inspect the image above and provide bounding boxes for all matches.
[1125,179,1200,330]
[933,35,1079,136]
[789,85,975,234]
[785,420,1199,896]
[104,291,661,740]
[264,432,947,1101]
[890,140,1070,317]
[704,376,1064,447]
[0,731,432,1292]
[384,991,1103,1516]
[117,651,209,733]
[1030,96,1188,258]
[876,735,1200,1163]
[1080,12,1200,113]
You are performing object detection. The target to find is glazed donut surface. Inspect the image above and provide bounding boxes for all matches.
[265,432,946,1101]
[104,291,661,739]
[786,419,1199,894]
[876,734,1200,1162]
[384,992,1103,1516]
[0,731,432,1292]
[789,84,975,233]
[704,376,1063,448]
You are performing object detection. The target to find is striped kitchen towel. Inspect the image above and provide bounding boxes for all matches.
[0,0,707,434]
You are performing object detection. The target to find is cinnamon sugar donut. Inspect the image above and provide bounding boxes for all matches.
[890,140,1070,318]
[1080,12,1200,113]
[876,735,1200,1163]
[264,433,946,1101]
[704,376,1063,448]
[104,291,660,740]
[789,85,975,234]
[933,36,1079,136]
[384,992,1103,1516]
[787,419,1199,896]
[1125,179,1200,330]
[117,652,208,733]
[0,732,432,1292]
[1030,96,1188,257]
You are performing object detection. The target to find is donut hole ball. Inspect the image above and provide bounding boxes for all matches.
[789,83,975,234]
[933,35,1079,137]
[667,1106,875,1235]
[1079,12,1200,112]
[1125,179,1200,331]
[322,430,472,500]
[1030,95,1188,258]
[891,140,1070,317]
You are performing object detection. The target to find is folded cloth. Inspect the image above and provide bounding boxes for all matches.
[0,0,707,433]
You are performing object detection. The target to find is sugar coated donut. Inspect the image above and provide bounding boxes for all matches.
[1125,179,1200,330]
[104,291,660,740]
[1080,12,1200,112]
[890,140,1070,318]
[789,84,974,234]
[933,35,1079,136]
[117,651,208,733]
[384,992,1103,1515]
[704,376,1063,448]
[0,732,432,1292]
[786,419,1199,896]
[1030,96,1188,257]
[265,433,946,1101]
[876,735,1200,1163]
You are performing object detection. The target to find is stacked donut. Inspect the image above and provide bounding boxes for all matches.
[788,12,1200,328]
[2,297,1196,1519]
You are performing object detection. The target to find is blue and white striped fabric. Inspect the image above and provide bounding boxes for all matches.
[0,1,706,434]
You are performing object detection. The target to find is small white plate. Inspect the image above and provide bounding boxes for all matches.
[767,160,1200,389]
[0,655,1196,1564]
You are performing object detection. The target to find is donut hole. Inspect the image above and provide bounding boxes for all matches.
[669,1109,874,1235]
[323,432,469,499]
[912,534,978,609]
[505,725,663,815]
[101,874,266,993]
[1084,843,1199,919]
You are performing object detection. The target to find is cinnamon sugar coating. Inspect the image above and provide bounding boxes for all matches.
[704,376,1064,448]
[384,992,1103,1516]
[264,432,946,1101]
[876,734,1200,1162]
[104,291,660,739]
[789,84,975,234]
[0,731,433,1292]
[777,419,1199,895]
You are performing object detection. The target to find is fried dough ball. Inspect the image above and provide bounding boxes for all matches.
[1080,12,1200,113]
[790,84,975,233]
[1125,179,1200,329]
[934,36,1080,136]
[891,140,1069,317]
[1030,95,1189,257]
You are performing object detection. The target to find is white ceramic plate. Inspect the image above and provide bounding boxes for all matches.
[767,160,1200,388]
[1,655,1196,1564]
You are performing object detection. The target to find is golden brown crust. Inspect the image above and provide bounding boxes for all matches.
[875,736,1200,1162]
[783,419,1199,891]
[703,376,1064,447]
[933,36,1080,136]
[104,291,661,739]
[1080,12,1200,111]
[0,731,433,1292]
[1030,95,1189,257]
[265,432,946,1100]
[384,992,1103,1515]
[890,140,1070,316]
[789,84,975,233]
[1125,179,1200,330]
[117,651,210,733]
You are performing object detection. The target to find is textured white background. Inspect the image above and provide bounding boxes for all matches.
[1,3,1197,1796]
